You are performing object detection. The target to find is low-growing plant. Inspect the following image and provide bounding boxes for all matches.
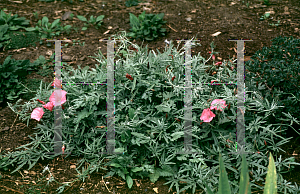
[71,39,85,46]
[0,55,41,104]
[3,31,300,193]
[0,24,11,50]
[25,16,72,45]
[269,20,280,27]
[0,9,32,50]
[33,11,39,20]
[76,14,105,30]
[260,12,270,20]
[5,31,40,50]
[245,35,300,137]
[127,11,167,41]
[261,0,270,6]
[0,9,30,31]
[125,0,140,7]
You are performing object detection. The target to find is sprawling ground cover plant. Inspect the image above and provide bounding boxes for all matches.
[245,35,300,138]
[2,31,300,193]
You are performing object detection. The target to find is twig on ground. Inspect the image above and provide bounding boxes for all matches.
[166,24,177,32]
[101,176,111,193]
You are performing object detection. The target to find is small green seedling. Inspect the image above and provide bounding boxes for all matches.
[260,13,270,20]
[76,15,105,30]
[33,11,39,20]
[269,20,280,27]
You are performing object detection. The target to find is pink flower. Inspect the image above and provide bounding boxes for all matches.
[31,90,67,121]
[210,99,227,111]
[200,108,216,122]
[31,107,44,121]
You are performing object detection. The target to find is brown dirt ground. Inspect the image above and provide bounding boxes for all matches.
[0,0,300,193]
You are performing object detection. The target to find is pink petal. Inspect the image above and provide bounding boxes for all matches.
[49,90,67,106]
[210,99,227,111]
[43,102,54,112]
[31,107,44,121]
[51,79,62,88]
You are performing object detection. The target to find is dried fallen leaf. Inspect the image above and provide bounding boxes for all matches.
[211,31,221,36]
[70,165,76,169]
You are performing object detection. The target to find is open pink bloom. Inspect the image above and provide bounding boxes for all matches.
[210,99,227,111]
[200,108,216,122]
[31,107,45,121]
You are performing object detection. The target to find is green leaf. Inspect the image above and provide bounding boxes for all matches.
[89,15,94,21]
[25,27,37,31]
[129,12,140,27]
[0,24,8,33]
[138,11,146,21]
[132,77,137,91]
[9,26,19,31]
[41,16,48,26]
[203,181,214,194]
[131,167,143,172]
[81,27,87,31]
[50,19,60,29]
[149,170,160,183]
[126,175,133,189]
[110,163,122,168]
[263,152,277,194]
[96,15,104,23]
[77,15,87,22]
[128,108,135,120]
[238,153,251,194]
[218,152,232,194]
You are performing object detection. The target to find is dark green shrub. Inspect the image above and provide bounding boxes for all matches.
[0,9,31,50]
[5,31,40,49]
[127,11,167,41]
[0,56,40,104]
[245,35,300,127]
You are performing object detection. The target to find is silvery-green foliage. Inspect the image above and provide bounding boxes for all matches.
[3,31,300,193]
